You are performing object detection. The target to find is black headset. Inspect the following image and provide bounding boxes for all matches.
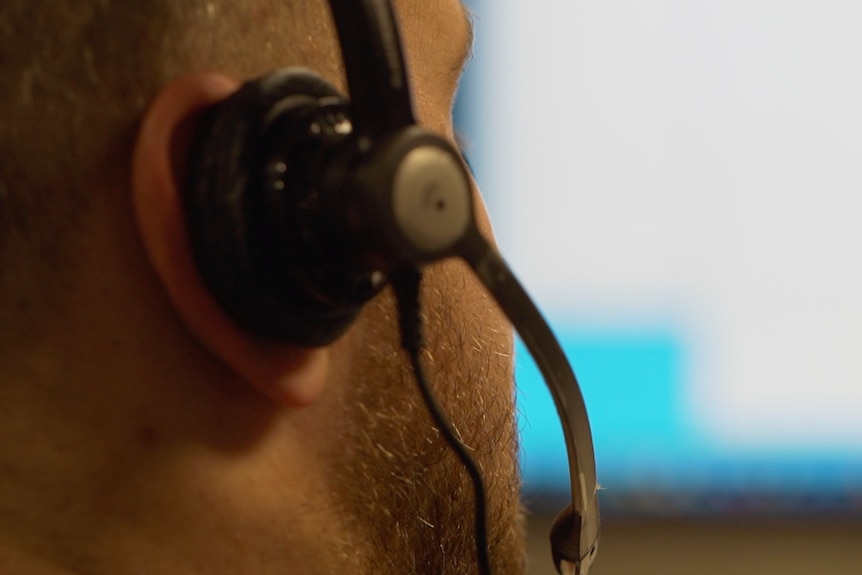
[182,1,600,573]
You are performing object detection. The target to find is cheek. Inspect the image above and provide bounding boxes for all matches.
[414,76,458,122]
[471,183,500,248]
[409,87,500,248]
[425,254,515,397]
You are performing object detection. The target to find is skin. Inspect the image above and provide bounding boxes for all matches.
[0,1,526,573]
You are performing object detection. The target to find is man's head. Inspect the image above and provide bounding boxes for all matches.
[0,1,525,573]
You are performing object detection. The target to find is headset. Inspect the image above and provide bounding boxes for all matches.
[182,0,600,573]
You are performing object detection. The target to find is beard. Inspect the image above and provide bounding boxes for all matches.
[324,260,527,574]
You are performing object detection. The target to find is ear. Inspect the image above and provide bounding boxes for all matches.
[131,73,329,408]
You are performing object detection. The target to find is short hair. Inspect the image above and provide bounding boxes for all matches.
[0,0,334,278]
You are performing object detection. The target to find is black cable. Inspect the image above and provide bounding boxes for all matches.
[390,266,493,575]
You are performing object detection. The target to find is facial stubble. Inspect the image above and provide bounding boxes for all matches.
[325,261,527,574]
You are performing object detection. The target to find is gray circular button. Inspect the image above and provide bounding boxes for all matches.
[392,146,471,254]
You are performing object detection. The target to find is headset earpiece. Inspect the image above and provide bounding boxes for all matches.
[184,68,385,345]
[184,65,476,346]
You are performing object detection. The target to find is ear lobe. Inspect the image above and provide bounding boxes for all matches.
[131,73,330,408]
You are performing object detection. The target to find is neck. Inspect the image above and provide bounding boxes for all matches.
[0,340,354,575]
[0,197,368,574]
[0,294,355,575]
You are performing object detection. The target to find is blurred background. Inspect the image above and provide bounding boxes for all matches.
[454,0,862,572]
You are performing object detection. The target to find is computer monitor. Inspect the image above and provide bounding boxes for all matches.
[456,0,862,516]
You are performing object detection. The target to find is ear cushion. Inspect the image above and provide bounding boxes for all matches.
[184,68,365,345]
